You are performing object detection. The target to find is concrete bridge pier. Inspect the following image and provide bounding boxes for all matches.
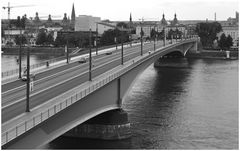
[190,41,198,52]
[63,109,131,140]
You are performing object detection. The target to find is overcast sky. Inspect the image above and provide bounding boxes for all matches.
[1,0,239,21]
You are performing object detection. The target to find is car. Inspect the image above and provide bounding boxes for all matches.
[105,51,113,55]
[78,57,87,63]
[22,73,35,81]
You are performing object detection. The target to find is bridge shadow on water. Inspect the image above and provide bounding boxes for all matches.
[46,136,132,149]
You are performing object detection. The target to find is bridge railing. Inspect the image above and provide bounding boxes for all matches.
[1,65,125,146]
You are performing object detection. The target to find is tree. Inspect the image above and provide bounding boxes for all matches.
[150,28,157,39]
[116,22,128,29]
[15,35,27,45]
[100,28,129,46]
[54,34,65,47]
[196,22,222,47]
[226,35,233,49]
[218,33,227,50]
[16,16,21,28]
[46,33,54,46]
[167,29,174,39]
[20,15,26,29]
[36,31,47,45]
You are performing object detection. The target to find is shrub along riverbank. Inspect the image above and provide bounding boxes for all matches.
[186,49,239,59]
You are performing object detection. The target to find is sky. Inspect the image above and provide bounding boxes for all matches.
[1,0,239,21]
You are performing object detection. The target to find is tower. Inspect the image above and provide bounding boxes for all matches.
[71,3,75,30]
[160,13,168,26]
[172,13,178,26]
[129,12,133,29]
[214,12,216,21]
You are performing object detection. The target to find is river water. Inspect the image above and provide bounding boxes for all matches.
[2,55,238,149]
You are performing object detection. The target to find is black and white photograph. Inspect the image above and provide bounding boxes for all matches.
[1,0,239,149]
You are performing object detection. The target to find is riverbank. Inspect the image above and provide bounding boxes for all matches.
[186,49,239,59]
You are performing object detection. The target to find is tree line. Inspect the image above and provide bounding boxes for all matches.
[196,22,233,50]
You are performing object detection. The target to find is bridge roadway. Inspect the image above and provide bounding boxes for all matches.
[2,41,164,123]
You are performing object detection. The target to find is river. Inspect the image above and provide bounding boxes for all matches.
[2,55,238,149]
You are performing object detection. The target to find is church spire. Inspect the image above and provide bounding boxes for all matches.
[71,3,75,22]
[129,12,133,29]
[71,3,75,30]
[130,13,132,22]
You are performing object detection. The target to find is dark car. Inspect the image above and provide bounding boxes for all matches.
[105,51,113,55]
[22,73,36,81]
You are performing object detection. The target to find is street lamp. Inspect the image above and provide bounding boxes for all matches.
[163,27,166,46]
[95,23,98,55]
[115,37,117,50]
[153,26,156,51]
[26,36,30,112]
[140,23,143,56]
[66,35,69,64]
[89,28,92,81]
[18,28,22,79]
[121,26,124,65]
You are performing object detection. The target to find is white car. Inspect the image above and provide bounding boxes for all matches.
[22,73,36,81]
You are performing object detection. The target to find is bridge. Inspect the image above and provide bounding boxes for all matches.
[2,37,199,149]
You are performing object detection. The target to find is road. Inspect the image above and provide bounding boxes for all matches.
[2,41,164,123]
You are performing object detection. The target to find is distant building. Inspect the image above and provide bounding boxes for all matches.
[136,23,156,38]
[97,21,117,35]
[218,11,239,47]
[74,15,101,32]
[135,13,187,39]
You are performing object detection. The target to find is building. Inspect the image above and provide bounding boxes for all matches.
[135,13,187,39]
[97,21,117,35]
[74,15,101,32]
[218,11,239,47]
[136,23,156,38]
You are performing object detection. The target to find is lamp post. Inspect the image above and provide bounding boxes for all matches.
[95,23,98,55]
[89,28,92,81]
[115,37,117,50]
[66,38,69,64]
[153,26,156,51]
[121,26,124,65]
[26,36,30,112]
[140,23,143,56]
[18,28,22,78]
[163,27,166,46]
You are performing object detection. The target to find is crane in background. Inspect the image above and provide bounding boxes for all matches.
[2,2,34,22]
[2,2,34,42]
